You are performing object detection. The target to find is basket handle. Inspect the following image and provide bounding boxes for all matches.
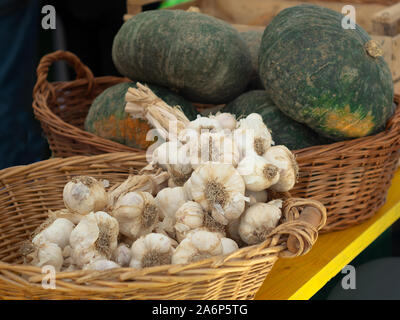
[33,50,95,100]
[262,198,327,258]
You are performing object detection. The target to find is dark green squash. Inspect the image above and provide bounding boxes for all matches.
[84,82,198,149]
[112,10,252,104]
[224,90,332,150]
[259,4,394,141]
[240,30,264,90]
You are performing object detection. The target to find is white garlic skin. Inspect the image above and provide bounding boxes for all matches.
[263,145,298,192]
[63,176,108,215]
[83,259,121,271]
[187,116,222,134]
[246,189,269,206]
[32,218,74,249]
[172,230,223,265]
[129,233,175,269]
[211,113,237,131]
[69,211,119,267]
[239,200,282,245]
[31,242,63,272]
[226,218,242,244]
[191,132,240,169]
[112,191,158,240]
[155,187,188,236]
[151,140,182,170]
[221,237,239,255]
[234,113,273,158]
[188,162,246,225]
[174,201,204,242]
[237,155,280,192]
[112,244,132,267]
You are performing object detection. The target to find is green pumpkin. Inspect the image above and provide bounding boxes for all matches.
[112,10,252,104]
[84,82,198,149]
[259,4,394,141]
[240,30,264,90]
[224,90,332,150]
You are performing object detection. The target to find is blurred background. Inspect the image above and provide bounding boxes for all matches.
[0,0,399,300]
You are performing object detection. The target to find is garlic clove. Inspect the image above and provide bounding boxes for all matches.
[32,218,74,249]
[221,237,239,255]
[237,155,280,192]
[112,243,132,267]
[238,201,282,245]
[151,140,182,170]
[83,259,121,271]
[188,162,246,225]
[29,242,63,272]
[63,176,108,215]
[263,145,299,192]
[209,112,237,131]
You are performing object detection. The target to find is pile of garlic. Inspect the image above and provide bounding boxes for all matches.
[24,112,299,272]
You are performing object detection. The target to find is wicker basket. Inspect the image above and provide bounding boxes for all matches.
[0,152,326,300]
[32,51,400,233]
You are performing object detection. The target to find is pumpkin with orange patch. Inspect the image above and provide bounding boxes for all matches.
[84,82,198,149]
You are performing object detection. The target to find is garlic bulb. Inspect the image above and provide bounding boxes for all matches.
[187,116,222,134]
[187,162,246,225]
[174,201,226,242]
[178,127,199,145]
[210,112,237,131]
[166,144,194,186]
[155,187,188,235]
[191,132,240,169]
[226,218,242,245]
[112,191,159,240]
[221,237,239,255]
[63,176,108,215]
[238,200,282,245]
[237,155,280,192]
[112,243,132,267]
[234,113,273,157]
[172,230,223,264]
[151,140,182,170]
[246,189,269,206]
[48,208,85,225]
[129,233,175,269]
[32,218,74,249]
[29,242,63,272]
[263,145,299,192]
[83,259,121,271]
[69,211,119,267]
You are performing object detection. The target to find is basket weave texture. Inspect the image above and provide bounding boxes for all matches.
[0,153,326,300]
[32,51,400,233]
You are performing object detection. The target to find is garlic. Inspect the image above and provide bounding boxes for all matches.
[63,176,108,215]
[32,218,74,249]
[29,242,63,272]
[187,162,246,225]
[246,189,269,206]
[237,155,280,192]
[83,259,121,271]
[112,243,132,267]
[234,113,273,157]
[172,230,223,264]
[155,187,188,236]
[187,115,222,134]
[69,211,119,267]
[112,191,159,240]
[151,140,182,170]
[226,218,242,245]
[191,132,240,169]
[263,145,299,192]
[238,200,282,245]
[48,208,85,225]
[209,112,237,131]
[174,201,226,242]
[166,143,194,186]
[178,127,199,145]
[129,233,175,269]
[221,237,239,255]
